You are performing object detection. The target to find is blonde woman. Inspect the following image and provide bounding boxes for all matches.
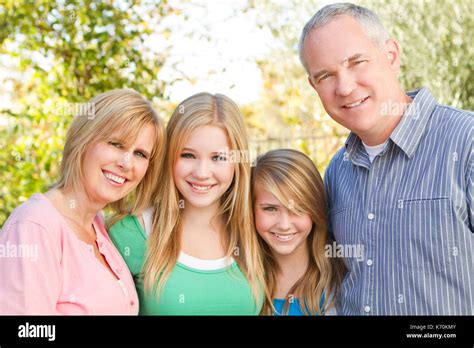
[0,89,165,314]
[110,92,266,315]
[252,149,346,315]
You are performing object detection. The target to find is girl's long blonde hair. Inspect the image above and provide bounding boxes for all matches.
[56,89,165,222]
[251,149,346,315]
[142,92,266,305]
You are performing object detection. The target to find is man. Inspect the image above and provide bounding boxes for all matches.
[299,3,473,315]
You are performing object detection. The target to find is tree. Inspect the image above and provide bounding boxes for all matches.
[243,0,349,171]
[242,0,473,172]
[363,0,473,109]
[0,0,177,224]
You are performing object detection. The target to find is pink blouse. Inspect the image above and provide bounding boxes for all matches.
[0,193,139,315]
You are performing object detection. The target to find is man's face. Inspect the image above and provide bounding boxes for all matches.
[303,15,401,142]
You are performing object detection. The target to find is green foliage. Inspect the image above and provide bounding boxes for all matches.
[245,0,351,171]
[362,0,473,109]
[0,0,175,225]
[1,0,472,225]
[246,0,472,172]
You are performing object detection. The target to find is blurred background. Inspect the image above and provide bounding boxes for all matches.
[1,0,473,225]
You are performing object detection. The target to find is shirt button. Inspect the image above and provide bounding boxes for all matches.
[116,268,123,274]
[130,300,135,306]
[364,305,371,313]
[367,259,373,266]
[368,213,375,220]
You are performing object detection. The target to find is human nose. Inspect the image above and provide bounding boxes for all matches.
[116,151,133,170]
[335,71,357,97]
[276,211,292,231]
[193,159,211,180]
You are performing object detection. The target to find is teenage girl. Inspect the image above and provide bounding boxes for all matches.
[251,149,346,315]
[110,92,266,314]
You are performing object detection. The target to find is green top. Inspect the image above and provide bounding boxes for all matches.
[109,215,263,315]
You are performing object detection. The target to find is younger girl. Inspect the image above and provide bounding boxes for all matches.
[251,149,346,315]
[110,92,266,314]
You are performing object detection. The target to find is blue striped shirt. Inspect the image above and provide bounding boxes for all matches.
[325,87,473,315]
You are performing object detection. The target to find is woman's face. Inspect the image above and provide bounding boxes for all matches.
[174,125,235,210]
[81,124,156,206]
[254,186,313,257]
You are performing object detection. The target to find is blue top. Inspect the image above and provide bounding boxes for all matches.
[273,294,326,316]
[273,298,307,316]
[325,87,474,315]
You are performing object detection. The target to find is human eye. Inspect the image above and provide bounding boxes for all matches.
[353,59,368,66]
[263,206,278,212]
[212,154,227,162]
[134,151,147,159]
[108,141,123,149]
[318,73,331,83]
[293,208,306,216]
[180,152,195,159]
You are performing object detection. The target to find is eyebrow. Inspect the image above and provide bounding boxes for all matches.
[110,135,152,158]
[343,53,366,65]
[181,148,227,155]
[312,53,366,81]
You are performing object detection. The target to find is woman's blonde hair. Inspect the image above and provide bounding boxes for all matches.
[56,89,166,219]
[251,149,346,315]
[142,92,267,306]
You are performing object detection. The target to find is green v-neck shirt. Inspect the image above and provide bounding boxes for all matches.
[109,215,263,315]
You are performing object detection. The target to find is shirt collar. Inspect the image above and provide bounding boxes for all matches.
[345,87,437,160]
[389,87,437,158]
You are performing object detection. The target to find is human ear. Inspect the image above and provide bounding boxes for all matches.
[384,38,401,73]
[308,75,318,92]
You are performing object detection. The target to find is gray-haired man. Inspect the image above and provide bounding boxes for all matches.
[299,3,473,315]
